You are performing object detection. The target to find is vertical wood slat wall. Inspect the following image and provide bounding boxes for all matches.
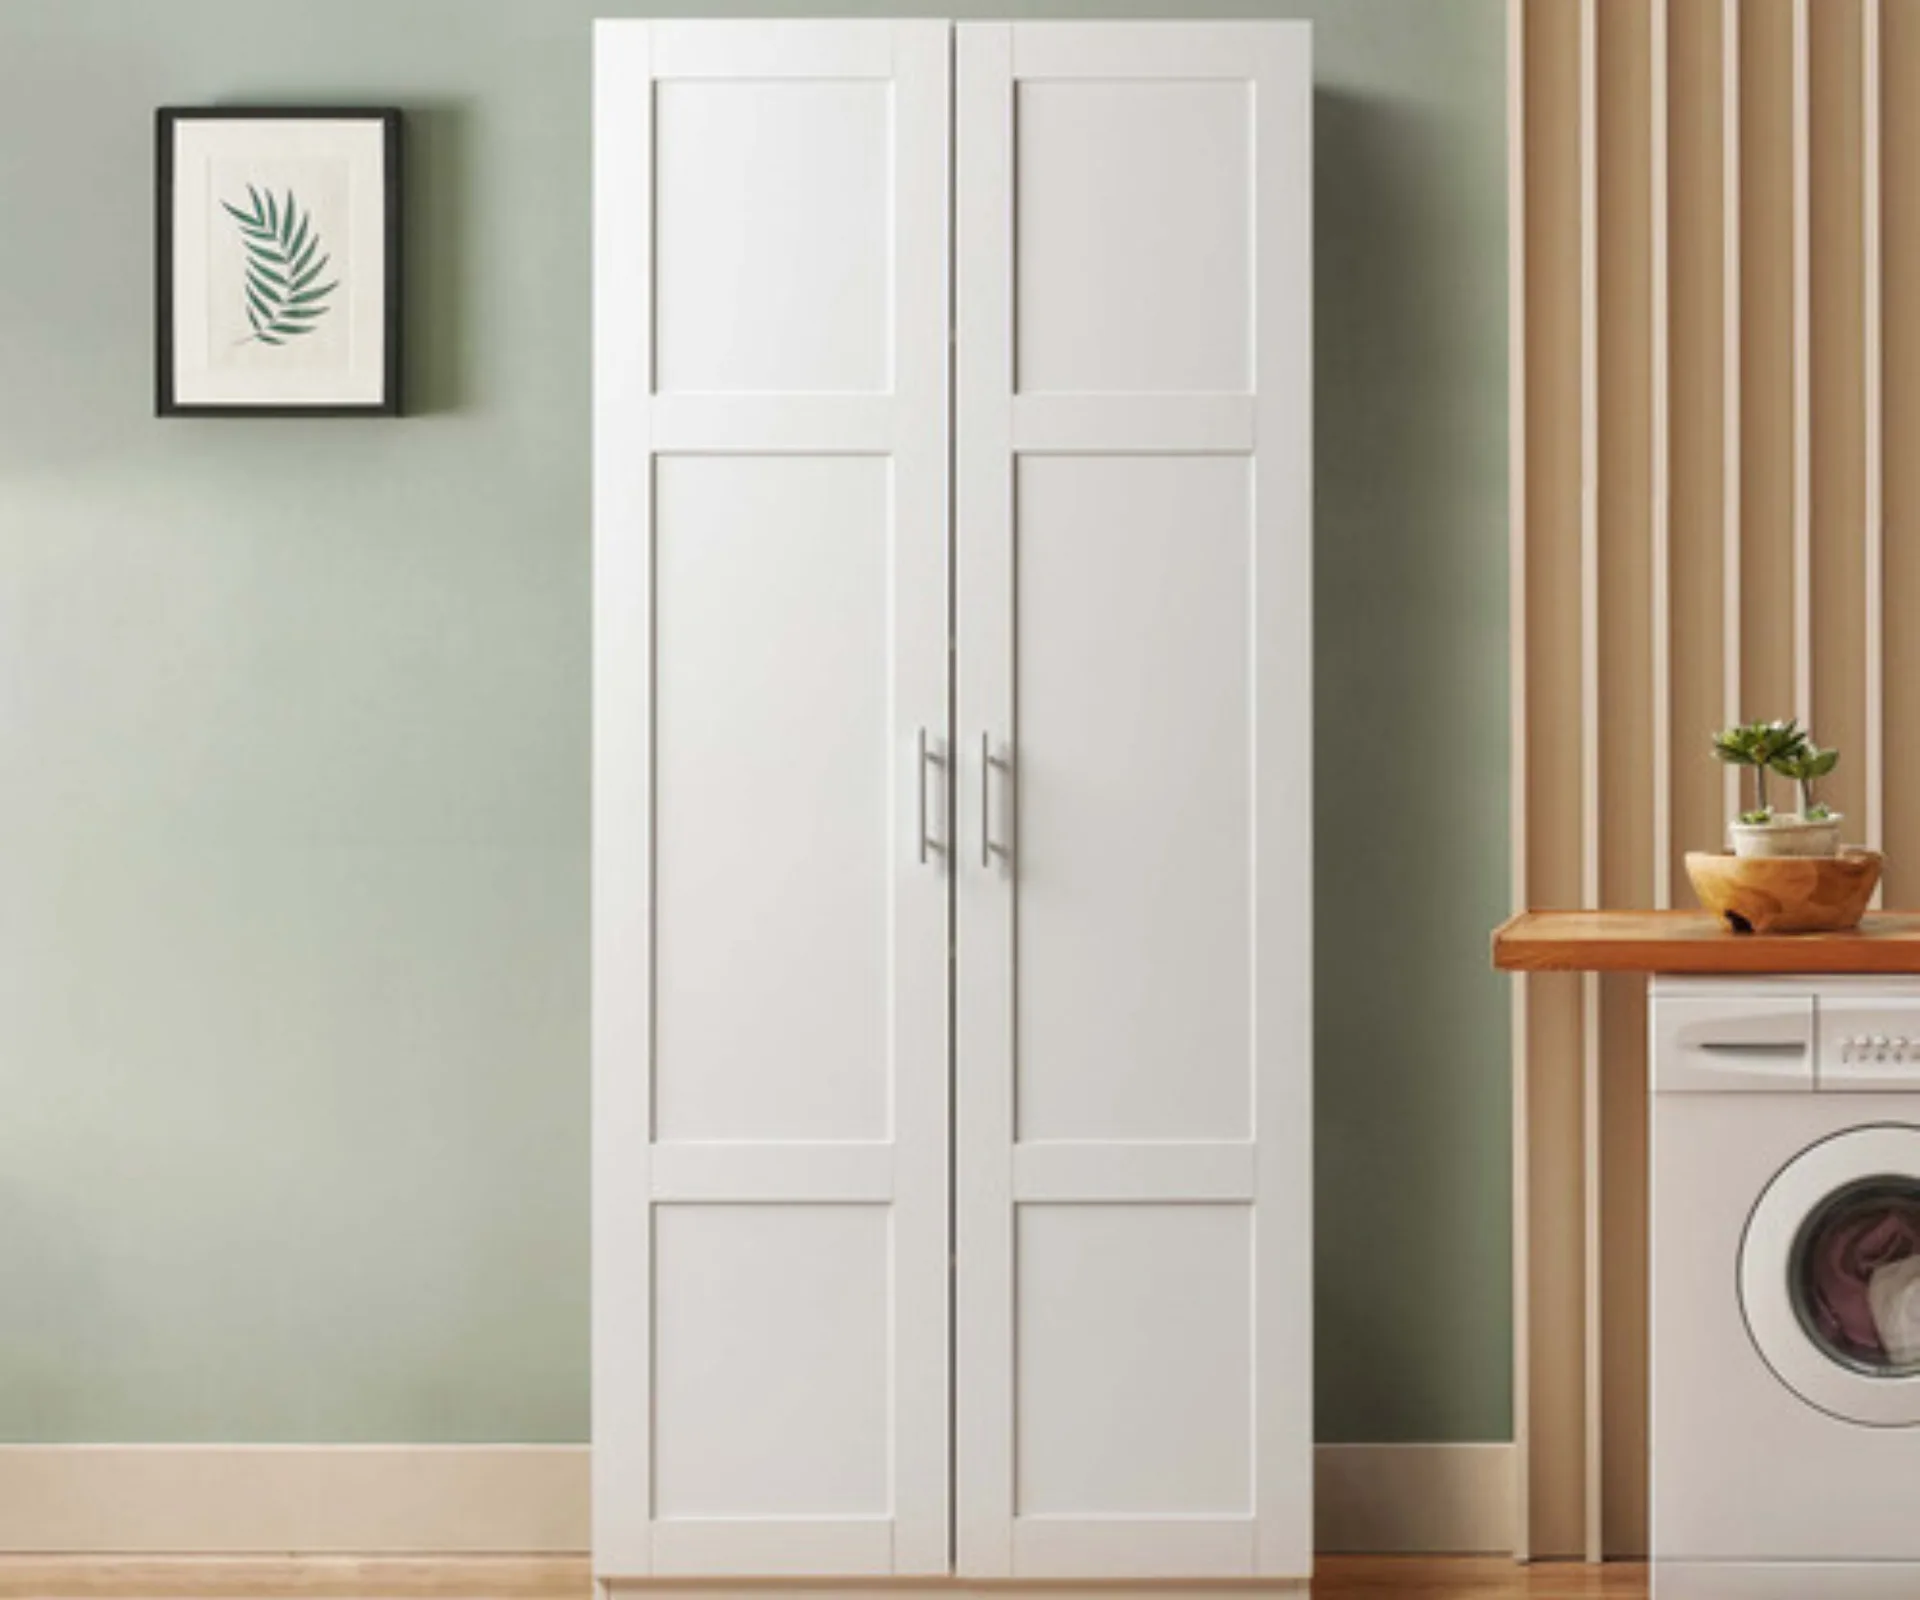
[1510,0,1898,1561]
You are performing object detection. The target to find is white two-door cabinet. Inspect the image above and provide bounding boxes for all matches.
[593,19,1311,1589]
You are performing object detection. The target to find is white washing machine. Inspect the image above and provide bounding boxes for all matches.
[1654,975,1920,1599]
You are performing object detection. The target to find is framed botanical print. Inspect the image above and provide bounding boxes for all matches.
[157,107,402,417]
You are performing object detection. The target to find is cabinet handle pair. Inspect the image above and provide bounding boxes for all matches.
[916,729,1011,870]
[917,728,946,865]
[980,732,1012,870]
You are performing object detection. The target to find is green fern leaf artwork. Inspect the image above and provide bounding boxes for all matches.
[219,186,339,347]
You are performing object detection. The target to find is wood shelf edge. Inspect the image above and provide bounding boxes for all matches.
[1493,909,1920,975]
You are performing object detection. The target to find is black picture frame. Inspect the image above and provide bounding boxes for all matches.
[156,106,403,418]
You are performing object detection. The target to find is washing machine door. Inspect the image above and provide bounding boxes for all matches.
[1742,1124,1920,1425]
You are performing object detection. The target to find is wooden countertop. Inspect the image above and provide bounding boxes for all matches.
[1493,909,1920,973]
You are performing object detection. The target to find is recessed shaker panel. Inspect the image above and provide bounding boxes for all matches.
[653,456,891,1142]
[653,1204,892,1517]
[1014,455,1253,1143]
[655,80,891,393]
[1014,81,1251,395]
[1015,1204,1253,1515]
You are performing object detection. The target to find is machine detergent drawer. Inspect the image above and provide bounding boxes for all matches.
[1652,994,1813,1092]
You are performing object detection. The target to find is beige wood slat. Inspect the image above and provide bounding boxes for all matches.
[1519,0,1592,1563]
[1739,0,1799,730]
[1863,0,1885,879]
[1578,0,1603,1566]
[1809,0,1870,837]
[1668,0,1730,896]
[1722,0,1744,823]
[1593,0,1657,904]
[1595,0,1658,1559]
[1792,0,1813,729]
[1884,0,1920,907]
[1506,0,1534,1561]
[1651,0,1674,913]
[1598,963,1649,1562]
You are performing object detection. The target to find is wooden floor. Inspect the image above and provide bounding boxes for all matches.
[1318,1560,1648,1596]
[0,1557,1652,1598]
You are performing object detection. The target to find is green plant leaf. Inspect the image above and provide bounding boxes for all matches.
[1711,723,1759,765]
[292,252,329,291]
[1770,741,1841,782]
[226,187,337,346]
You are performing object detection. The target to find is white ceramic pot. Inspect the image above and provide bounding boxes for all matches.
[1728,814,1844,859]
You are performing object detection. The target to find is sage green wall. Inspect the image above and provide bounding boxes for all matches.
[0,0,1507,1445]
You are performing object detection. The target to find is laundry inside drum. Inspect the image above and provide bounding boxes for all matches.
[1791,1175,1920,1377]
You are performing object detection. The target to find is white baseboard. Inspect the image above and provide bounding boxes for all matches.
[0,1442,1511,1559]
[1314,1443,1515,1555]
[0,1447,589,1555]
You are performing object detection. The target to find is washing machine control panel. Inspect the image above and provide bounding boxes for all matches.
[1820,1001,1920,1089]
[1838,1033,1920,1063]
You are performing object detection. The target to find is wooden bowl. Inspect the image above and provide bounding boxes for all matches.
[1685,849,1884,934]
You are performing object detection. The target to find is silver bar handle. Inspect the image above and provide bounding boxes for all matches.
[917,728,946,865]
[980,732,1011,869]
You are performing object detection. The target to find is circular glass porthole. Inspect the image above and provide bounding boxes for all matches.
[1788,1175,1920,1378]
[1742,1126,1920,1425]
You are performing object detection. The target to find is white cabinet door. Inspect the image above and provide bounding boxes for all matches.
[593,21,951,1579]
[954,23,1312,1581]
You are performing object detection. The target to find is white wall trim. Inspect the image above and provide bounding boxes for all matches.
[1314,1443,1515,1556]
[0,1443,1510,1558]
[0,1447,589,1555]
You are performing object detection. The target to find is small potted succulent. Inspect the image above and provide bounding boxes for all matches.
[1691,719,1877,931]
[1711,719,1843,858]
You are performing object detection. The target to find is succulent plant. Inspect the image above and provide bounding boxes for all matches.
[1712,719,1805,821]
[1772,742,1839,821]
[1710,720,1844,824]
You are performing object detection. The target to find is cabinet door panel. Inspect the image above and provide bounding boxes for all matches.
[1014,80,1251,395]
[1015,1204,1253,1517]
[652,1205,892,1519]
[651,456,893,1144]
[955,22,1312,1581]
[594,20,951,1579]
[1012,455,1255,1145]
